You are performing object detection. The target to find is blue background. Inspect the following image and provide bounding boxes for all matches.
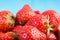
[0,0,60,15]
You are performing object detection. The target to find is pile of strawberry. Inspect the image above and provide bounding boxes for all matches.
[0,4,60,40]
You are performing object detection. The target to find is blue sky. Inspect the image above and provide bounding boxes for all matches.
[0,0,60,15]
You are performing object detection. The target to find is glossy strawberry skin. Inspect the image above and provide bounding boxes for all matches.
[26,15,47,33]
[47,32,57,40]
[19,25,46,40]
[16,4,36,25]
[13,25,22,35]
[0,10,15,31]
[0,32,15,40]
[42,10,60,32]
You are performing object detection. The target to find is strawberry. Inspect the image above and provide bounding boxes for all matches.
[0,10,15,31]
[19,25,46,40]
[34,10,41,14]
[47,32,57,40]
[26,14,47,33]
[16,4,36,26]
[0,31,4,36]
[42,10,60,32]
[0,32,18,40]
[13,25,22,35]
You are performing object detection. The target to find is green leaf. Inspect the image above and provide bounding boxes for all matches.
[11,33,19,40]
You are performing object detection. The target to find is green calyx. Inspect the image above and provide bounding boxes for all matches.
[11,33,19,40]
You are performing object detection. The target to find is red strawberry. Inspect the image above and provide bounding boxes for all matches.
[0,31,4,36]
[47,32,57,40]
[19,25,46,40]
[16,4,36,25]
[0,32,18,40]
[26,14,47,33]
[13,25,22,35]
[34,10,41,14]
[42,10,60,32]
[0,10,15,31]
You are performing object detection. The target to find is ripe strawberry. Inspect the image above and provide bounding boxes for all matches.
[13,25,22,35]
[42,10,60,32]
[0,32,18,40]
[34,10,41,14]
[47,32,57,40]
[19,25,46,40]
[0,10,15,31]
[16,4,36,25]
[0,31,4,36]
[26,14,47,33]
